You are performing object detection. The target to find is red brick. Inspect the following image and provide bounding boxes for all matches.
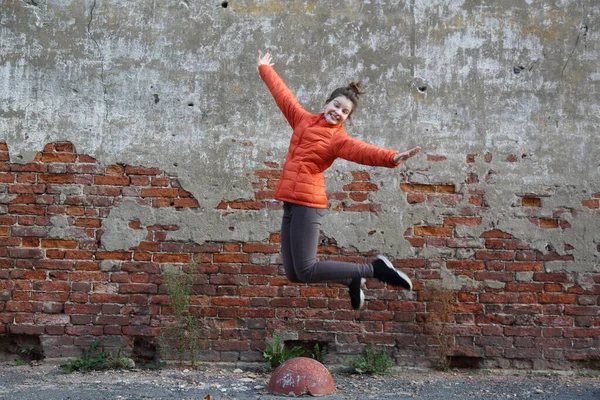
[414,226,453,237]
[212,297,251,306]
[528,218,559,229]
[69,272,107,281]
[93,315,130,326]
[140,188,178,198]
[581,199,599,209]
[52,142,75,152]
[506,262,543,272]
[94,176,130,186]
[447,260,485,270]
[125,166,161,175]
[406,193,426,204]
[120,283,158,294]
[38,174,74,184]
[151,177,170,186]
[74,218,101,228]
[64,304,102,314]
[120,325,159,336]
[96,251,132,261]
[33,281,70,292]
[0,173,15,183]
[239,286,279,297]
[504,327,542,337]
[227,201,265,210]
[240,265,277,275]
[8,205,46,215]
[537,316,573,326]
[64,206,85,216]
[20,239,40,247]
[539,294,577,304]
[533,273,570,282]
[521,197,541,207]
[8,248,43,259]
[479,293,518,303]
[41,239,78,249]
[40,153,77,163]
[214,254,249,263]
[480,230,512,239]
[242,243,279,253]
[66,326,104,335]
[173,199,199,208]
[505,283,543,292]
[152,254,191,263]
[90,294,128,304]
[400,183,435,193]
[254,170,281,179]
[9,325,46,335]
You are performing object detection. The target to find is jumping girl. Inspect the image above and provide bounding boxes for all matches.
[258,51,421,310]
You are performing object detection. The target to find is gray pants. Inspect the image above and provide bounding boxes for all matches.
[280,202,374,285]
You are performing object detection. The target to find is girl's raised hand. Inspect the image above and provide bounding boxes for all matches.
[393,146,421,164]
[257,51,274,67]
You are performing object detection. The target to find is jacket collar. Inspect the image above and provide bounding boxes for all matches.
[316,113,342,128]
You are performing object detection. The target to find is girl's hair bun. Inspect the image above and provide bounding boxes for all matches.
[348,81,365,96]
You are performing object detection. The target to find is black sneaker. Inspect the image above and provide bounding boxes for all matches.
[348,278,366,310]
[373,255,413,290]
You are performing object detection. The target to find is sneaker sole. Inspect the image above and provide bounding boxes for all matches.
[349,279,366,310]
[376,255,413,291]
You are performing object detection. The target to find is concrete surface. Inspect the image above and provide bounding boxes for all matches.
[2,0,599,266]
[0,362,599,400]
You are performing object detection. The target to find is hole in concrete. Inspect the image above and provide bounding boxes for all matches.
[131,337,158,364]
[447,356,483,369]
[221,1,228,8]
[513,66,525,74]
[0,334,45,362]
[417,86,427,93]
[188,102,194,107]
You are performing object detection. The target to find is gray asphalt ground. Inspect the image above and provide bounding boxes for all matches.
[0,361,598,400]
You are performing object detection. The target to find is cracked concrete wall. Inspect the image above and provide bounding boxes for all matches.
[1,0,599,272]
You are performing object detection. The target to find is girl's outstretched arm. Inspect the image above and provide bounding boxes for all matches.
[257,50,309,129]
[393,146,421,164]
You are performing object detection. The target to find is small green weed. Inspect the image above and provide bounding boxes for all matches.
[263,333,305,370]
[61,340,107,374]
[13,360,27,367]
[61,342,134,373]
[310,343,327,363]
[106,349,132,369]
[161,263,204,367]
[350,345,395,375]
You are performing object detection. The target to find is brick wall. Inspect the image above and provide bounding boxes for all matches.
[0,142,598,369]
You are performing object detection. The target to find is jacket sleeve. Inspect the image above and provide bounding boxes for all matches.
[333,131,400,168]
[259,65,308,129]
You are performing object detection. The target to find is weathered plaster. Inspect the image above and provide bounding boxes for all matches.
[2,0,599,271]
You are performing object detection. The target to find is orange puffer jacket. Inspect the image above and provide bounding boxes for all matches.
[259,65,400,209]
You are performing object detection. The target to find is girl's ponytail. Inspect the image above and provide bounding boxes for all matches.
[347,81,365,97]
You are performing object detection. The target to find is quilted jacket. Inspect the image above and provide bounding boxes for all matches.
[259,65,400,209]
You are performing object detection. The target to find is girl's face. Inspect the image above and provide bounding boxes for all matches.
[323,96,353,125]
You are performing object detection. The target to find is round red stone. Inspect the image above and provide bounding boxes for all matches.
[268,357,336,396]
